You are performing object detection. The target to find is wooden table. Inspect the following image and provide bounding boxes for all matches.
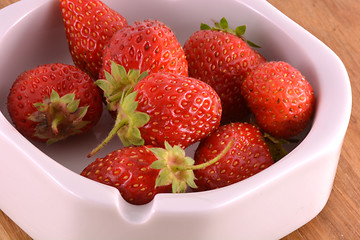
[1,0,359,239]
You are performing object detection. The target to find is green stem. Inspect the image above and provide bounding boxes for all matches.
[87,119,128,158]
[176,138,235,171]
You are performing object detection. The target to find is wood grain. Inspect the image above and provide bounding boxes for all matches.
[0,0,359,239]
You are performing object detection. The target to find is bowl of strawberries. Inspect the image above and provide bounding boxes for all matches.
[0,0,351,239]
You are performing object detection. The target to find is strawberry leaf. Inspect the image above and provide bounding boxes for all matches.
[200,23,211,30]
[247,40,261,48]
[67,99,80,113]
[95,79,112,95]
[121,125,144,146]
[235,25,246,37]
[132,112,151,128]
[60,92,75,104]
[172,178,187,193]
[184,156,195,166]
[139,71,149,81]
[50,90,60,102]
[219,17,228,29]
[156,168,173,188]
[33,102,48,112]
[264,132,288,162]
[110,61,122,85]
[117,64,128,83]
[122,91,138,113]
[104,70,117,88]
[186,171,197,189]
[77,106,89,119]
[151,158,167,170]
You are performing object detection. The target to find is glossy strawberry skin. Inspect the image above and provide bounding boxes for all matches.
[135,72,222,148]
[183,30,266,123]
[7,63,103,142]
[60,0,127,79]
[241,61,316,139]
[193,122,274,191]
[81,145,172,205]
[100,20,188,79]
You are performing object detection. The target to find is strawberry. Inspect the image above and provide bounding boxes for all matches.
[134,72,221,146]
[59,0,127,79]
[82,140,234,204]
[7,63,103,144]
[193,122,274,191]
[241,61,316,139]
[81,145,172,205]
[99,19,188,80]
[183,17,266,123]
[89,69,222,157]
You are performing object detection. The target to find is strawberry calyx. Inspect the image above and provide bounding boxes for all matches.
[88,91,149,157]
[201,17,260,48]
[96,61,148,112]
[114,91,150,146]
[150,139,234,193]
[28,90,89,144]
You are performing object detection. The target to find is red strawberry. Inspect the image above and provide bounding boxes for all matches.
[59,0,127,79]
[241,61,316,139]
[89,69,222,157]
[99,19,188,79]
[81,145,172,205]
[183,17,266,123]
[82,140,234,204]
[193,122,274,191]
[7,63,103,144]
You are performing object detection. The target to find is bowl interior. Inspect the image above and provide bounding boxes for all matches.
[0,0,344,178]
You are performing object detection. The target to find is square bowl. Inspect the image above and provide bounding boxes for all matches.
[0,0,352,239]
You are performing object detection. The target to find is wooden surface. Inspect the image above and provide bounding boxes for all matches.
[0,0,359,239]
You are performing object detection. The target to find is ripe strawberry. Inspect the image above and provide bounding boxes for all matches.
[99,19,188,79]
[193,122,274,191]
[183,17,266,123]
[241,61,316,139]
[81,145,172,205]
[59,0,127,79]
[89,69,222,157]
[7,63,103,144]
[135,72,222,146]
[82,140,234,204]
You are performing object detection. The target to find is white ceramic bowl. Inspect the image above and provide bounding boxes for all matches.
[0,0,352,239]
